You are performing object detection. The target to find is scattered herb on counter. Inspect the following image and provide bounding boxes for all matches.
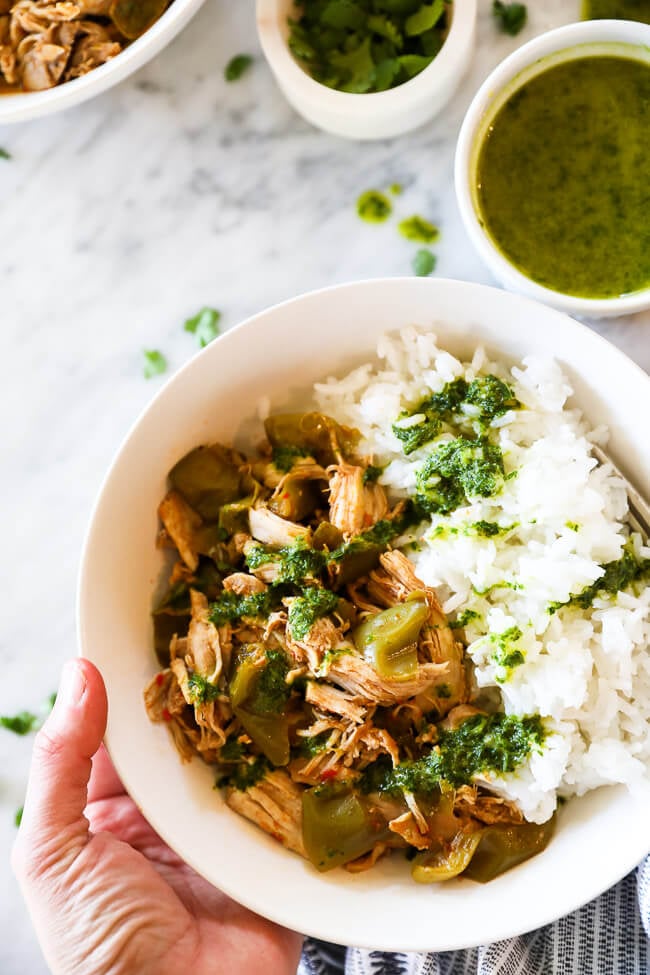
[1,711,40,736]
[288,0,449,94]
[398,215,440,244]
[357,190,392,223]
[412,248,437,277]
[143,349,167,379]
[1,692,56,736]
[184,307,221,348]
[492,1,528,35]
[225,54,253,82]
[390,183,403,195]
[14,806,23,828]
[0,148,11,160]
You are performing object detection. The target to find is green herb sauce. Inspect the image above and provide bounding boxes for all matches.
[362,463,384,484]
[549,544,650,613]
[288,588,340,641]
[416,438,505,514]
[475,55,650,298]
[209,589,281,627]
[272,443,309,472]
[223,756,269,791]
[356,190,392,223]
[398,215,440,244]
[187,671,220,704]
[582,0,650,22]
[361,713,545,795]
[251,650,292,715]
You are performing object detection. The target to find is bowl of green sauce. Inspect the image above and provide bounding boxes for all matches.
[455,20,650,318]
[257,0,476,140]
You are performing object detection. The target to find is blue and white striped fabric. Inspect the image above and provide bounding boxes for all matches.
[299,859,650,975]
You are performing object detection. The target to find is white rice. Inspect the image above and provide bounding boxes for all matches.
[314,327,650,823]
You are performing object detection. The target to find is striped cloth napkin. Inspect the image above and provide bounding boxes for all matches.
[299,859,650,975]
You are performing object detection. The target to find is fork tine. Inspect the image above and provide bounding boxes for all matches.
[591,444,650,541]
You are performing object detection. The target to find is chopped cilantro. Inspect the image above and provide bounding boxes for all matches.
[288,587,340,640]
[14,806,23,828]
[362,463,384,484]
[449,608,481,630]
[220,737,245,761]
[473,520,502,537]
[412,248,437,277]
[223,756,269,791]
[0,148,10,160]
[209,588,280,626]
[246,539,327,585]
[357,190,392,223]
[187,670,220,704]
[489,626,525,681]
[184,307,221,348]
[361,713,545,795]
[272,443,309,472]
[492,1,527,35]
[415,438,505,514]
[398,215,440,243]
[299,731,331,757]
[143,349,167,379]
[288,0,448,94]
[225,54,253,81]
[549,544,650,614]
[252,649,291,715]
[390,182,403,195]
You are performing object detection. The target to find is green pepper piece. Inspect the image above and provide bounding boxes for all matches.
[269,478,322,522]
[169,445,242,521]
[462,816,556,883]
[312,521,344,551]
[219,497,256,536]
[411,829,484,883]
[110,0,169,39]
[352,598,429,680]
[229,646,266,709]
[331,540,384,585]
[302,786,387,872]
[235,708,290,767]
[265,413,358,467]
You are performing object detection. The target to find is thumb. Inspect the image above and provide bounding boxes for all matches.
[12,658,108,883]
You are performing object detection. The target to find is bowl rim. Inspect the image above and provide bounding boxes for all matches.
[77,277,650,952]
[256,0,477,113]
[0,0,207,124]
[454,19,650,317]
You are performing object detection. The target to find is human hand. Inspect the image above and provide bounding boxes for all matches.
[12,658,303,975]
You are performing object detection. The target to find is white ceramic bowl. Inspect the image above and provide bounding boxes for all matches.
[455,20,650,319]
[0,0,206,124]
[78,278,650,952]
[256,0,476,139]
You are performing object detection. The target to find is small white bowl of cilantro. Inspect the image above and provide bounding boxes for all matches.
[257,0,477,139]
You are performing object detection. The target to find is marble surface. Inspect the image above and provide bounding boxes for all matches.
[0,1,648,970]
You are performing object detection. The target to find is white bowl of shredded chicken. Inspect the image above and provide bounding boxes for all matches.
[0,0,206,123]
[78,278,650,952]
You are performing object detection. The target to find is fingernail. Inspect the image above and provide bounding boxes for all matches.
[58,660,87,708]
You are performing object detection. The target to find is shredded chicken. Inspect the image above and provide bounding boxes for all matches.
[454,785,524,825]
[0,0,169,91]
[326,651,448,706]
[226,770,306,858]
[388,811,430,850]
[249,506,311,547]
[328,463,389,536]
[222,572,267,597]
[305,680,368,724]
[186,589,222,685]
[158,491,201,571]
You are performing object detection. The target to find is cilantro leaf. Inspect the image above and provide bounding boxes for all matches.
[405,0,445,35]
[184,307,221,348]
[225,54,253,82]
[143,349,167,379]
[492,1,527,35]
[0,148,11,160]
[412,248,436,276]
[0,711,40,735]
[15,806,23,828]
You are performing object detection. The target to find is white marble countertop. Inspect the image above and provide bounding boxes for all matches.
[0,1,648,970]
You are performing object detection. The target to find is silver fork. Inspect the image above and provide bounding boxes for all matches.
[591,444,650,541]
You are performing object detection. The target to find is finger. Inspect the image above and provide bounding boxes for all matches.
[13,658,107,882]
[88,744,124,803]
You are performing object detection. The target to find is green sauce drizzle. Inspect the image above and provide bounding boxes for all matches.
[415,438,505,515]
[398,215,440,244]
[357,190,392,223]
[288,588,340,641]
[549,544,650,613]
